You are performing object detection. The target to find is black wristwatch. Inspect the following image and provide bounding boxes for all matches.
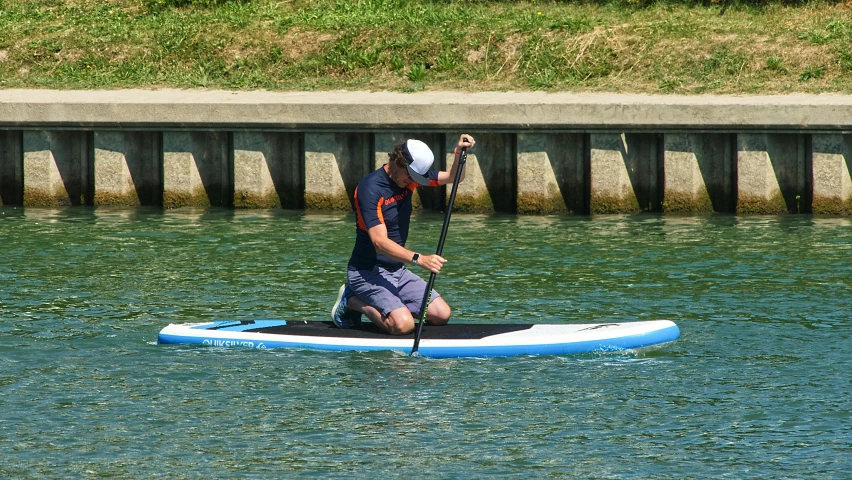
[411,253,420,265]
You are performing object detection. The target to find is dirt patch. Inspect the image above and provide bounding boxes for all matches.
[278,29,337,60]
[221,28,337,61]
[711,34,739,42]
[467,44,486,64]
[53,47,83,64]
[498,33,525,73]
[467,33,527,74]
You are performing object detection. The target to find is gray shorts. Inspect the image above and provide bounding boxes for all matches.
[347,265,440,318]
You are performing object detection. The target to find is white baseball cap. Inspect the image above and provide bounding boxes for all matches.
[401,139,434,185]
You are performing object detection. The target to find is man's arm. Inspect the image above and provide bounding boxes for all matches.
[437,134,475,186]
[368,223,446,274]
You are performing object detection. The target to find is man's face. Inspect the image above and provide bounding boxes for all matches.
[389,161,415,188]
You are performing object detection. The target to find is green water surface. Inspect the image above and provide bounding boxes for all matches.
[0,208,849,478]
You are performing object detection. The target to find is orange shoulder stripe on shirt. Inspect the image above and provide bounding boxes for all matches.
[376,197,385,224]
[354,186,367,231]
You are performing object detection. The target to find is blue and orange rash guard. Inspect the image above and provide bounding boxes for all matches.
[350,166,440,270]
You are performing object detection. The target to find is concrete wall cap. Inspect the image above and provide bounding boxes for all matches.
[2,89,851,130]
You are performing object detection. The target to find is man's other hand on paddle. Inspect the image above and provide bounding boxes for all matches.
[414,253,446,275]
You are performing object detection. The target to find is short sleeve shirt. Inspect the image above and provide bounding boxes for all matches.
[349,166,440,270]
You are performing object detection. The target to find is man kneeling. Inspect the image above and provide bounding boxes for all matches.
[331,134,475,335]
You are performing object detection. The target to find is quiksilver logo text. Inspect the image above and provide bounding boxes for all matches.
[203,339,255,348]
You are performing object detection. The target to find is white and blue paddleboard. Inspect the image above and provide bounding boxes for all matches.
[157,320,680,358]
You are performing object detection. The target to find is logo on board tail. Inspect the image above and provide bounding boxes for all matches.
[578,324,619,331]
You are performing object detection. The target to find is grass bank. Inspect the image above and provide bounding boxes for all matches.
[1,0,851,93]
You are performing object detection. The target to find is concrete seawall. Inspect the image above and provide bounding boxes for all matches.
[1,90,851,214]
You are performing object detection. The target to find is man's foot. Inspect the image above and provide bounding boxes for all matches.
[331,284,362,329]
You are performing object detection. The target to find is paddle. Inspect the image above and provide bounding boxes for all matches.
[411,146,468,355]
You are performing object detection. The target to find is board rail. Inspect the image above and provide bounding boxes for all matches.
[157,320,680,358]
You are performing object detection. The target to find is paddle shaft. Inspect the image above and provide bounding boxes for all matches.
[412,147,467,354]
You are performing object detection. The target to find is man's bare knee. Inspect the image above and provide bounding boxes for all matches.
[425,299,451,326]
[385,320,415,335]
[376,307,415,335]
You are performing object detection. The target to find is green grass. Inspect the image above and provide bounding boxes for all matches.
[0,0,851,93]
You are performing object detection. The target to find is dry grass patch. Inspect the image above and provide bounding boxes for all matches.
[278,29,337,60]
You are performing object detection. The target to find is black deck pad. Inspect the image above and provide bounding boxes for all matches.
[248,321,534,340]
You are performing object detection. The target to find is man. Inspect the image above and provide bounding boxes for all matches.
[331,134,476,335]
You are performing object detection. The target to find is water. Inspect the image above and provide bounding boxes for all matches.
[0,208,849,479]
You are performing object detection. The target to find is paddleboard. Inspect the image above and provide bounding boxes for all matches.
[157,319,680,358]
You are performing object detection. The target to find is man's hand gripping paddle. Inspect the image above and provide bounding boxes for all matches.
[411,147,467,355]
